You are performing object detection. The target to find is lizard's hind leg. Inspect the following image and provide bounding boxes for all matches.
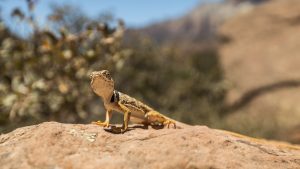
[145,111,176,129]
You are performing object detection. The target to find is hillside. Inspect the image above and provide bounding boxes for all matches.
[1,122,300,169]
[130,1,255,46]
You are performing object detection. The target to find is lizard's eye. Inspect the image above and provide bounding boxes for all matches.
[107,74,112,80]
[104,72,112,80]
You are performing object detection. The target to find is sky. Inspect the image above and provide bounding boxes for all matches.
[0,0,222,28]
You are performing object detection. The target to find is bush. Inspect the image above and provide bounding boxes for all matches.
[0,3,131,132]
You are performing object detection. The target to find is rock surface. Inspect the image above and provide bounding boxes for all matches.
[0,122,299,169]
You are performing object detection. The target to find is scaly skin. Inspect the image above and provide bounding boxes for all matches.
[90,70,176,133]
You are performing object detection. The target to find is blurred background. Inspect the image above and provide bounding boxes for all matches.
[0,0,299,144]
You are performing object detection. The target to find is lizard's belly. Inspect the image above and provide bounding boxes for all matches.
[115,108,147,124]
[130,116,146,124]
[116,106,146,120]
[130,110,147,120]
[107,102,147,121]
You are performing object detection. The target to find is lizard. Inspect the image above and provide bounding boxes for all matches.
[90,70,176,133]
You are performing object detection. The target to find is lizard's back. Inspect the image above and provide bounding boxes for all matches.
[108,91,154,123]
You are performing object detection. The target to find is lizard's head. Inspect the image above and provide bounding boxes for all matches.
[90,70,113,81]
[90,70,114,99]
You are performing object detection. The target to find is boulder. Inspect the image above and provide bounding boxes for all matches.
[0,122,299,169]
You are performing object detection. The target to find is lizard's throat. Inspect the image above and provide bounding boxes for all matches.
[91,79,114,100]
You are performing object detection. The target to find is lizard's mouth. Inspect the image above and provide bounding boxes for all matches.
[90,74,95,80]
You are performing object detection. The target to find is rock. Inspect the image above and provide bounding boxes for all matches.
[0,122,299,169]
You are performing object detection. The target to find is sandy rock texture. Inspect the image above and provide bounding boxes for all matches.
[0,122,299,169]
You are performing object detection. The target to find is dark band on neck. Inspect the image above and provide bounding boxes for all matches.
[110,90,120,103]
[115,91,120,101]
[110,93,114,102]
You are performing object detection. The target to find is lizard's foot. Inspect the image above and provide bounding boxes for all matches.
[163,120,176,129]
[146,111,177,129]
[120,124,128,134]
[121,128,127,134]
[91,121,110,127]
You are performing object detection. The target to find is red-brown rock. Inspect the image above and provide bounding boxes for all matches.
[0,122,299,169]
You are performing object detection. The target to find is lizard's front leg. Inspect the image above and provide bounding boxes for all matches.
[92,110,112,127]
[117,101,131,133]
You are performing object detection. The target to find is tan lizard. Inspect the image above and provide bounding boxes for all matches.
[90,70,176,133]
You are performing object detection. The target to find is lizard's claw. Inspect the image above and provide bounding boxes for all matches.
[92,121,110,127]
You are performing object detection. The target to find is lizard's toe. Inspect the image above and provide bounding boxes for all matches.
[163,120,176,129]
[92,121,110,127]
